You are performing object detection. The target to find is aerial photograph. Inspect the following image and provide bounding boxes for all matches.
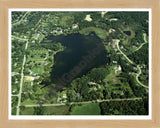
[11,10,149,116]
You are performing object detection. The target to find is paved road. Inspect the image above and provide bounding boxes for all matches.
[11,94,19,96]
[13,36,28,115]
[12,35,28,50]
[135,43,147,52]
[134,34,149,88]
[24,97,142,107]
[12,35,27,41]
[12,16,45,114]
[135,33,148,52]
[13,11,30,26]
[115,39,134,64]
[16,55,26,115]
[114,38,149,89]
[143,33,147,43]
[12,15,45,115]
[25,40,29,50]
[136,65,149,88]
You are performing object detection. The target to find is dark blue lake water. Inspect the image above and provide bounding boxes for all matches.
[123,31,131,36]
[41,32,109,89]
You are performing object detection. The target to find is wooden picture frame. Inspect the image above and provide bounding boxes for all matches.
[0,0,160,127]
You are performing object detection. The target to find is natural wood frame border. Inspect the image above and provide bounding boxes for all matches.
[0,0,160,128]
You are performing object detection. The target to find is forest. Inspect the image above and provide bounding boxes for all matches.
[100,98,148,115]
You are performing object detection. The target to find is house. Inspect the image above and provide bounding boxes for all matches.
[57,97,61,103]
[93,87,97,91]
[88,82,96,85]
[33,73,38,76]
[12,88,17,93]
[35,33,40,39]
[114,65,122,74]
[72,24,78,29]
[63,94,67,98]
[113,61,117,64]
[118,65,122,71]
[75,93,80,97]
[11,72,19,76]
[32,40,35,43]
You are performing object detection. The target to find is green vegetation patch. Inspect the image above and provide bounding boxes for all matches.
[79,27,108,40]
[20,107,34,115]
[69,103,101,115]
[31,63,44,74]
[11,96,18,115]
[45,105,70,115]
[21,98,38,106]
[100,99,148,115]
[59,15,74,27]
[20,105,69,115]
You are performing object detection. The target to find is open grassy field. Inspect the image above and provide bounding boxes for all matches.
[21,98,38,106]
[69,103,101,115]
[20,105,70,115]
[45,105,70,115]
[27,52,47,61]
[20,107,34,115]
[31,62,44,74]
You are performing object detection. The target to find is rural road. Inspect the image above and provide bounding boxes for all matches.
[24,97,142,107]
[16,54,26,115]
[13,36,28,115]
[135,33,148,52]
[13,11,30,26]
[115,38,148,89]
[136,65,149,88]
[115,39,134,64]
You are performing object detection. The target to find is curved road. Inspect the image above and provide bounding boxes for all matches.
[134,42,147,52]
[115,38,148,89]
[115,39,134,64]
[136,65,149,88]
[134,33,148,88]
[134,33,148,52]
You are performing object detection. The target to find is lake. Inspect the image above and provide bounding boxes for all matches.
[41,32,109,89]
[123,31,131,36]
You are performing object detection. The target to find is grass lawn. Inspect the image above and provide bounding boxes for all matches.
[31,63,44,74]
[105,45,112,53]
[38,34,45,43]
[103,65,117,82]
[103,64,135,98]
[44,105,70,115]
[21,98,38,105]
[27,54,45,61]
[20,105,70,115]
[20,107,34,115]
[70,103,101,115]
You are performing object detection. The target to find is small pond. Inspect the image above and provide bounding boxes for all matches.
[123,31,131,36]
